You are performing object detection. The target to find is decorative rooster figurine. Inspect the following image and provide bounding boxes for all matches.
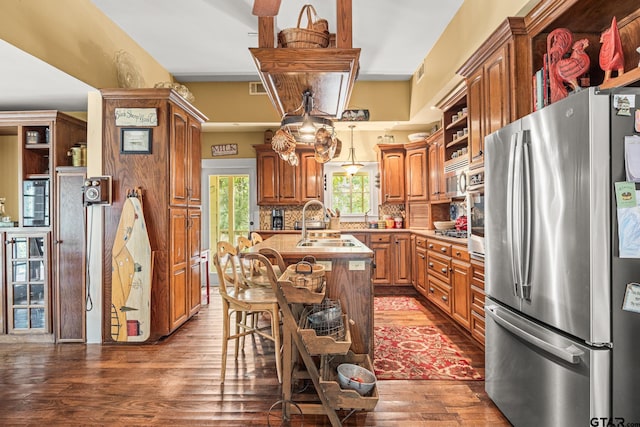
[557,39,591,92]
[547,28,573,102]
[599,16,625,82]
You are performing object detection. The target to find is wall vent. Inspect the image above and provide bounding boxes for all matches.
[416,63,425,83]
[249,81,267,95]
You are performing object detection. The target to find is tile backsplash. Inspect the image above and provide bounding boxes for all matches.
[259,204,406,230]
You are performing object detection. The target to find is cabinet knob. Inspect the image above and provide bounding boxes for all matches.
[428,244,434,249]
[441,268,447,274]
[440,247,447,253]
[442,296,448,302]
[456,251,461,256]
[429,287,435,293]
[419,254,425,259]
[429,263,434,268]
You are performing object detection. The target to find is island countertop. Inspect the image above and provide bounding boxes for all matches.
[247,232,375,358]
[248,233,373,259]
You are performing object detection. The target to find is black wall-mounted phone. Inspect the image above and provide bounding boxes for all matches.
[83,176,111,206]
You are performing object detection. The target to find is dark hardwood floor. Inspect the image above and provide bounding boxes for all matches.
[0,288,510,426]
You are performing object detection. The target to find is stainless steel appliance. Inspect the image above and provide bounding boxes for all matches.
[484,87,640,426]
[467,167,484,259]
[271,209,284,230]
[23,179,50,227]
[444,163,467,198]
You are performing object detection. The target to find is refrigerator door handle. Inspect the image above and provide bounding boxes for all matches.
[506,132,520,297]
[486,305,584,364]
[521,130,532,300]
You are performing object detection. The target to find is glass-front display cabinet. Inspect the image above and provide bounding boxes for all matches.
[5,232,50,333]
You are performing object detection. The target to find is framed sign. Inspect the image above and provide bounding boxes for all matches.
[211,143,238,156]
[121,128,152,154]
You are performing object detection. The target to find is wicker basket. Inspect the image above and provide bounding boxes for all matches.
[283,256,325,292]
[278,4,330,48]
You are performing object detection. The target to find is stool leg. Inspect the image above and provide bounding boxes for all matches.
[271,303,282,383]
[221,301,230,383]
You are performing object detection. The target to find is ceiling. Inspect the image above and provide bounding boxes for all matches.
[0,0,464,130]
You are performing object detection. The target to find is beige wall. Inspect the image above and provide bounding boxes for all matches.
[410,0,539,123]
[0,0,171,90]
[0,135,20,220]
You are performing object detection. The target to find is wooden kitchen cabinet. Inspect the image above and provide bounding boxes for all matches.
[170,106,202,206]
[413,235,428,296]
[55,167,86,342]
[404,140,429,202]
[370,232,411,287]
[370,233,392,285]
[451,244,471,330]
[427,130,446,202]
[458,17,529,169]
[255,145,322,205]
[299,150,323,202]
[4,231,51,335]
[0,111,87,343]
[101,88,207,341]
[375,144,405,204]
[470,258,486,347]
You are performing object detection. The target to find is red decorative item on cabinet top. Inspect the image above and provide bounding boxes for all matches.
[600,16,625,82]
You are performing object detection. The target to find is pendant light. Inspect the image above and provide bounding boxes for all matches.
[280,90,334,143]
[341,125,363,175]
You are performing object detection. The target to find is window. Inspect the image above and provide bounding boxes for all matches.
[324,162,379,222]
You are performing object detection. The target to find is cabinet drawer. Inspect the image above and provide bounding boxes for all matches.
[471,286,485,314]
[471,309,485,346]
[370,233,391,243]
[427,276,452,314]
[415,235,428,249]
[427,239,451,256]
[427,251,451,282]
[471,259,485,289]
[451,245,470,262]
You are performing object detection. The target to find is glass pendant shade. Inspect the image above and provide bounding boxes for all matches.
[341,125,363,175]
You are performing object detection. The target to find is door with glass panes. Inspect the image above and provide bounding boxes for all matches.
[5,232,50,334]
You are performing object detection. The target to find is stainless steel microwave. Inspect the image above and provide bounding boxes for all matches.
[444,167,467,198]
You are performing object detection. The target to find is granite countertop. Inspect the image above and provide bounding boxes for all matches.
[248,233,373,258]
[256,228,468,245]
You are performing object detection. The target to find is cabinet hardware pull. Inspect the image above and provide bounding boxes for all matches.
[440,247,446,252]
[429,263,434,268]
[442,296,448,302]
[441,268,447,274]
[456,251,461,256]
[429,287,435,293]
[428,244,434,249]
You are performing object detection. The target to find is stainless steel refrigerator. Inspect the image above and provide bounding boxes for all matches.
[484,87,640,426]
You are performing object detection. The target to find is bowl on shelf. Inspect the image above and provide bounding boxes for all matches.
[408,132,428,142]
[433,220,456,230]
[337,363,376,395]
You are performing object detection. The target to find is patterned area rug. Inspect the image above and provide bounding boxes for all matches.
[374,325,483,380]
[374,296,422,311]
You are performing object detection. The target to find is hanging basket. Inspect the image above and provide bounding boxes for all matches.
[278,4,330,48]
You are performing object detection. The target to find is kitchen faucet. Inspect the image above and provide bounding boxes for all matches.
[301,199,327,242]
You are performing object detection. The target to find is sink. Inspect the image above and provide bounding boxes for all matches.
[296,238,358,248]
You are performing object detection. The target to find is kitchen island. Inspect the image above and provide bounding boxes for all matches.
[248,233,375,358]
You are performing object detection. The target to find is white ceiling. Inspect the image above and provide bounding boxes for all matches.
[0,0,464,128]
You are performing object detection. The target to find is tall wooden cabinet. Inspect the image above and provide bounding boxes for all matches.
[0,111,87,343]
[101,89,207,342]
[458,17,529,169]
[55,167,87,342]
[404,141,429,202]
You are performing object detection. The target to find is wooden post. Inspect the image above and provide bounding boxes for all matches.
[336,0,352,48]
[257,16,275,48]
